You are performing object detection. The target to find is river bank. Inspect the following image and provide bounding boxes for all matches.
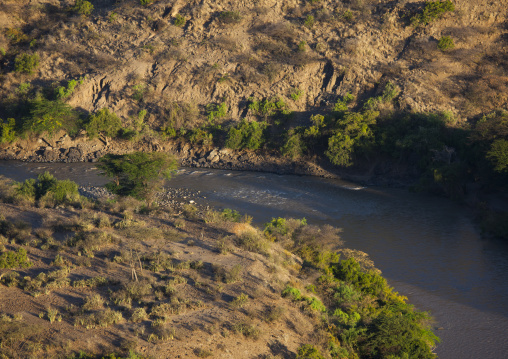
[0,131,419,187]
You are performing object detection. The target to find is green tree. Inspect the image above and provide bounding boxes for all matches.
[73,0,94,16]
[0,118,16,144]
[97,152,178,205]
[24,99,79,136]
[14,53,39,74]
[487,139,508,173]
[85,108,122,139]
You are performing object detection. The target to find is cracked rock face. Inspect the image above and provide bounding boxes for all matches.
[1,0,506,128]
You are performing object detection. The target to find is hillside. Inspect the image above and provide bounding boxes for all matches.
[1,0,506,123]
[0,173,439,358]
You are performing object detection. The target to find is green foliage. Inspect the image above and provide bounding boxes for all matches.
[281,130,305,159]
[367,304,440,359]
[55,78,83,99]
[132,84,146,101]
[248,97,291,120]
[0,248,32,269]
[282,286,301,300]
[298,41,307,52]
[85,108,122,139]
[296,344,325,359]
[174,14,186,27]
[333,93,355,114]
[342,10,353,21]
[225,120,267,150]
[206,102,228,123]
[487,139,508,173]
[97,152,177,203]
[6,28,28,44]
[15,172,80,206]
[0,118,16,144]
[326,111,377,167]
[437,36,454,51]
[188,127,214,146]
[411,0,455,26]
[264,217,288,236]
[221,208,242,222]
[73,0,94,16]
[24,99,79,136]
[218,11,242,24]
[139,0,153,6]
[290,88,304,101]
[304,15,315,29]
[14,53,39,74]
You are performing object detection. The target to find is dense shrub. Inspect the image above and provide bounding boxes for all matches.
[15,172,80,206]
[85,108,122,139]
[206,102,228,123]
[174,14,186,27]
[23,99,79,136]
[411,0,455,26]
[487,139,508,173]
[281,131,305,159]
[326,111,377,167]
[0,248,32,269]
[98,152,177,203]
[438,36,454,51]
[225,120,267,150]
[73,0,94,16]
[14,53,39,74]
[0,118,16,144]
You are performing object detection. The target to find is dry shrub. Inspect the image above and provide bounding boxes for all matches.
[261,21,297,43]
[213,35,239,52]
[213,263,243,283]
[231,322,261,340]
[82,293,105,311]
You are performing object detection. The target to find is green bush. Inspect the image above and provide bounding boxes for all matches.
[85,108,122,139]
[0,118,16,144]
[218,11,242,24]
[139,0,153,6]
[24,99,79,136]
[188,127,214,146]
[0,248,32,269]
[326,111,377,167]
[55,78,83,99]
[225,120,267,150]
[98,152,177,204]
[438,36,454,51]
[14,53,39,74]
[304,15,315,29]
[281,131,305,159]
[174,14,186,27]
[296,344,325,359]
[15,172,80,206]
[486,139,508,173]
[248,97,291,119]
[411,0,455,26]
[206,102,228,123]
[73,0,94,16]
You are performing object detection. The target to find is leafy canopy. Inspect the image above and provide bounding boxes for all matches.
[97,152,177,203]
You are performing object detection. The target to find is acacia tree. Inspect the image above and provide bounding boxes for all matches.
[97,152,177,205]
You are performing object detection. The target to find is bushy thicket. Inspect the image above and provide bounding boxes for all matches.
[14,171,81,207]
[271,218,439,359]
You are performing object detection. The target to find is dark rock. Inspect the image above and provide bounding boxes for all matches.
[67,147,83,162]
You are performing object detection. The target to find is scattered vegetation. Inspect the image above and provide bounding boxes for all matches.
[411,0,455,26]
[438,35,455,51]
[14,53,39,74]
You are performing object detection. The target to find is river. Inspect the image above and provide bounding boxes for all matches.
[1,161,508,358]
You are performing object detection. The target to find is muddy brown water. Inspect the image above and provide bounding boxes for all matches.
[1,160,508,359]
